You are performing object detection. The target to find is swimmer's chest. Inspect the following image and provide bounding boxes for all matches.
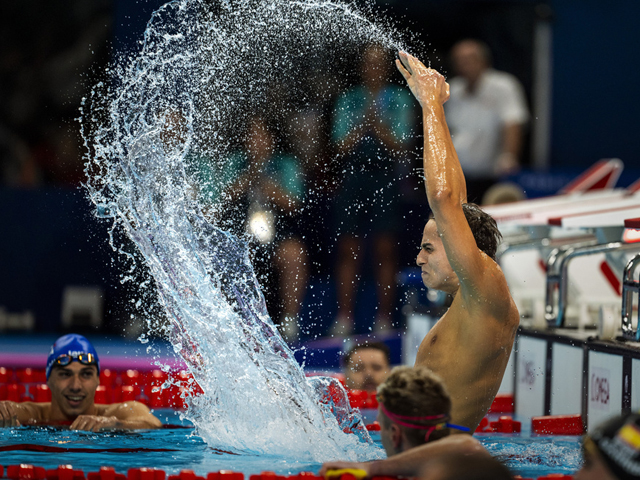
[414,311,461,369]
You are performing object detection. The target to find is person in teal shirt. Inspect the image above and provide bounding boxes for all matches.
[331,43,416,336]
[194,116,308,342]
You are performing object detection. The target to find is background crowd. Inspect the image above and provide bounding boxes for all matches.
[0,0,637,339]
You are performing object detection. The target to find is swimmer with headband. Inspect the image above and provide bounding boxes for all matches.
[378,401,470,443]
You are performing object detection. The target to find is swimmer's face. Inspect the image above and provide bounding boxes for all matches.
[344,349,390,392]
[47,361,99,420]
[416,220,459,294]
[575,444,618,480]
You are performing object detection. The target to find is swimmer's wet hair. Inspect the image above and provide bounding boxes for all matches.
[342,341,391,368]
[377,365,452,445]
[429,203,502,261]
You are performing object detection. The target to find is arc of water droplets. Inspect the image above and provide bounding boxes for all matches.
[81,0,409,460]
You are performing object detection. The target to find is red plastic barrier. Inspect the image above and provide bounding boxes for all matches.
[100,369,118,388]
[149,386,164,409]
[45,465,85,480]
[296,473,321,480]
[34,384,52,403]
[345,390,378,410]
[122,370,142,387]
[249,471,285,480]
[489,416,521,433]
[127,469,166,480]
[365,421,381,432]
[532,415,584,435]
[17,368,47,384]
[347,389,368,409]
[475,417,489,433]
[488,393,514,413]
[167,471,205,480]
[6,384,27,402]
[0,384,6,401]
[87,467,127,480]
[95,386,110,404]
[1,466,4,479]
[120,385,141,402]
[148,370,168,388]
[0,366,14,383]
[7,465,46,480]
[205,472,243,480]
[537,475,573,479]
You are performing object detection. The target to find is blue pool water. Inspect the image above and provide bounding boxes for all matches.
[0,410,582,477]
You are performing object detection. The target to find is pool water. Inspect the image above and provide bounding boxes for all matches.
[0,410,582,477]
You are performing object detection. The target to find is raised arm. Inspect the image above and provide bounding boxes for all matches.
[396,52,504,305]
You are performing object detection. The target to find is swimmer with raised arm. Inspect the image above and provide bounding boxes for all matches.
[0,334,162,431]
[396,50,519,432]
[321,51,519,479]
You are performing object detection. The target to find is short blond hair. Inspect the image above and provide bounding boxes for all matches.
[377,366,452,445]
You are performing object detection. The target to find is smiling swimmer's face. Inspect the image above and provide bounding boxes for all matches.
[47,361,99,420]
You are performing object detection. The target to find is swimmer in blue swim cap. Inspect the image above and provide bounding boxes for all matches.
[0,334,161,431]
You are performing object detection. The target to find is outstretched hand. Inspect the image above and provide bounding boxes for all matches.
[395,51,450,107]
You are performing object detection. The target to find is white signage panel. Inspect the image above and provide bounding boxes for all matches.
[516,336,547,418]
[550,343,583,415]
[498,348,516,394]
[588,351,623,431]
[631,358,640,411]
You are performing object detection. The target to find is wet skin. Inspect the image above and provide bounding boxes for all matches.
[397,51,520,432]
[0,362,161,431]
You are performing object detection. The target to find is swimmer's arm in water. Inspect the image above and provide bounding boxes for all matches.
[0,400,46,427]
[70,401,162,432]
[319,435,485,478]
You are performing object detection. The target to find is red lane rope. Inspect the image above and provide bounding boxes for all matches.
[0,444,178,453]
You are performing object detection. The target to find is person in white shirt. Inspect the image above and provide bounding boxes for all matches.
[445,39,529,203]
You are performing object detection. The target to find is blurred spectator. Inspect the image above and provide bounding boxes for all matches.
[577,412,640,480]
[445,39,529,203]
[481,181,526,206]
[343,341,391,392]
[194,116,308,342]
[330,43,415,335]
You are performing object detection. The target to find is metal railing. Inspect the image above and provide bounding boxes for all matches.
[545,241,640,328]
[621,253,640,340]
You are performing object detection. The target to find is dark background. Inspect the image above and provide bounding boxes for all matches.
[1,0,638,334]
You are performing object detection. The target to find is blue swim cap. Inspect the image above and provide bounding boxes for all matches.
[46,334,100,380]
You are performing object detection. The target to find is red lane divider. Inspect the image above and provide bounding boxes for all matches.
[7,465,47,480]
[1,466,575,480]
[346,390,378,410]
[87,467,126,480]
[365,421,381,432]
[532,415,584,435]
[488,393,514,414]
[46,465,86,480]
[167,470,205,480]
[0,444,178,453]
[475,415,521,434]
[128,468,166,480]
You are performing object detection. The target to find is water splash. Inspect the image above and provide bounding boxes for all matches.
[81,0,406,461]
